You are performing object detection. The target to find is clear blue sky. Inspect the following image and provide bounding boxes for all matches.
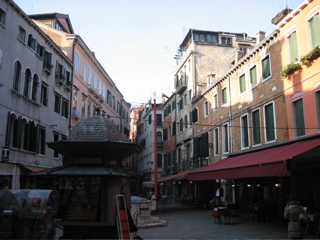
[13,0,302,105]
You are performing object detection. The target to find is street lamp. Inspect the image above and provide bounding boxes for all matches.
[153,91,158,212]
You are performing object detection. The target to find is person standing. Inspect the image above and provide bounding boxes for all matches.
[284,194,308,239]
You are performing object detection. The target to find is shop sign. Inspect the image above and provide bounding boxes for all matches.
[74,157,103,165]
[1,147,9,162]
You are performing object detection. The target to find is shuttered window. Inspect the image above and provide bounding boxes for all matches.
[310,13,320,47]
[288,31,299,63]
[293,98,305,137]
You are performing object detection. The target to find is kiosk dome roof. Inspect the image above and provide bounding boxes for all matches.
[69,115,123,141]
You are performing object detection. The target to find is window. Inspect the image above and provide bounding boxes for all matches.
[61,98,69,118]
[53,133,59,158]
[264,102,276,142]
[213,94,218,111]
[94,75,98,89]
[54,93,61,114]
[72,88,78,110]
[241,114,249,148]
[184,115,188,128]
[204,101,209,117]
[222,87,227,105]
[83,63,87,82]
[222,123,229,153]
[23,69,32,98]
[88,100,91,117]
[74,53,80,73]
[250,66,257,87]
[262,55,271,80]
[43,51,53,72]
[27,34,38,52]
[40,83,48,106]
[214,128,219,155]
[12,61,22,91]
[179,118,183,132]
[239,74,246,94]
[309,13,320,47]
[38,126,46,155]
[0,8,5,25]
[82,95,86,118]
[192,108,198,123]
[31,74,39,101]
[288,31,299,63]
[17,26,26,42]
[221,37,232,45]
[188,90,192,102]
[292,98,305,137]
[252,109,261,145]
[88,69,93,84]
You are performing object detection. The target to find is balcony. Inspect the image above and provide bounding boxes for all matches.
[175,76,187,95]
[71,109,81,120]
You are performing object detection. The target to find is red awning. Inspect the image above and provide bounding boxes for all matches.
[158,169,195,183]
[188,138,320,181]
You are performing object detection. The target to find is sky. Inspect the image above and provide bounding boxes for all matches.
[13,0,303,105]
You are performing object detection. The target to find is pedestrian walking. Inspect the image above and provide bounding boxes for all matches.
[284,194,308,239]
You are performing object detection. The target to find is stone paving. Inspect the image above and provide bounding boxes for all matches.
[135,203,318,240]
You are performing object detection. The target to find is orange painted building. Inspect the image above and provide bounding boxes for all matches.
[278,0,320,139]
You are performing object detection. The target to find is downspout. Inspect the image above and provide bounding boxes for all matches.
[69,37,77,132]
[228,75,233,153]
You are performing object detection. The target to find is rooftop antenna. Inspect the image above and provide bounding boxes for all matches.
[285,0,288,8]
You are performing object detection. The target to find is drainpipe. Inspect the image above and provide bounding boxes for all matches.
[228,75,233,153]
[69,38,77,131]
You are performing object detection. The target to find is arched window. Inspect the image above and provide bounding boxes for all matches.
[31,74,39,101]
[12,61,22,91]
[23,68,32,98]
[7,113,19,148]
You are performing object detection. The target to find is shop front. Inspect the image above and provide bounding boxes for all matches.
[188,136,320,220]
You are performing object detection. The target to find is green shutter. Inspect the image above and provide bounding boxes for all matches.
[293,99,305,137]
[242,116,249,147]
[262,56,271,79]
[252,110,261,145]
[240,75,246,93]
[310,14,320,47]
[265,104,275,141]
[250,66,257,86]
[289,32,299,63]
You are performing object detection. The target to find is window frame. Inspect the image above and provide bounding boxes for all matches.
[214,127,219,156]
[252,109,262,146]
[74,52,80,74]
[263,102,276,143]
[204,100,209,117]
[222,87,228,105]
[307,12,320,49]
[261,54,272,81]
[292,97,306,137]
[250,65,258,88]
[17,26,26,42]
[240,114,250,149]
[222,123,229,153]
[287,30,299,63]
[40,83,48,106]
[54,92,61,114]
[213,93,218,111]
[239,73,246,94]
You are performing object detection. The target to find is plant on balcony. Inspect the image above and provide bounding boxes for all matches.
[280,62,302,78]
[300,45,320,66]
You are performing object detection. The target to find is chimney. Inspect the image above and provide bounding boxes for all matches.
[256,31,266,44]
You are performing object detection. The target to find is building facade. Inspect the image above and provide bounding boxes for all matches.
[0,0,72,189]
[29,13,131,141]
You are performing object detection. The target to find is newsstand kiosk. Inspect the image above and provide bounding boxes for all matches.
[29,116,141,239]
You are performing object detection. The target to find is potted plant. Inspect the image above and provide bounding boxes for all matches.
[281,62,302,78]
[300,45,320,66]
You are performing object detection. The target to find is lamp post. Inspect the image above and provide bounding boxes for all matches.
[153,92,158,212]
